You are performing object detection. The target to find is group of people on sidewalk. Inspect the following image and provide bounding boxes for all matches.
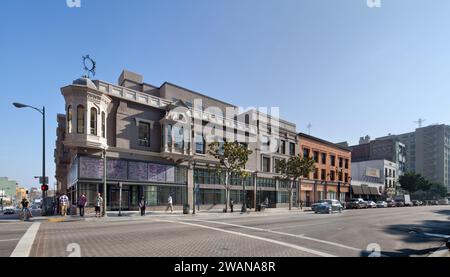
[56,193,174,217]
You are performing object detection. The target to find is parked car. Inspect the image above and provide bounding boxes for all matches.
[438,199,449,205]
[311,200,328,212]
[412,200,422,206]
[431,200,439,205]
[386,200,396,207]
[314,200,343,214]
[346,198,368,209]
[366,201,377,208]
[395,200,405,207]
[3,208,15,215]
[376,201,388,208]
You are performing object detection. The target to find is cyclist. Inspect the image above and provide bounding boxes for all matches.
[21,197,32,221]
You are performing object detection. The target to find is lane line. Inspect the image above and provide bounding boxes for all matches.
[0,239,20,242]
[187,218,361,252]
[10,223,41,257]
[157,219,335,257]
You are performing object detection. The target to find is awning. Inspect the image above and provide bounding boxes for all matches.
[361,185,371,195]
[369,187,380,195]
[352,185,363,195]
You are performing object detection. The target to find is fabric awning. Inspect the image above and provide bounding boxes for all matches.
[369,187,380,195]
[361,185,371,195]
[352,185,363,195]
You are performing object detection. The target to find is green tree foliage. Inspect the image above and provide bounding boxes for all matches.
[399,172,447,197]
[208,141,253,213]
[276,155,316,210]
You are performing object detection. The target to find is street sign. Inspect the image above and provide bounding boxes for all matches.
[39,177,49,185]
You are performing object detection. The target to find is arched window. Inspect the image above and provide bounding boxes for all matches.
[90,107,97,135]
[77,105,85,134]
[101,112,106,138]
[67,105,73,133]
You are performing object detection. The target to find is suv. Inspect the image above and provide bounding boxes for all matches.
[346,198,368,209]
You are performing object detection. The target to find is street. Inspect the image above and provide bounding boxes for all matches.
[1,206,449,257]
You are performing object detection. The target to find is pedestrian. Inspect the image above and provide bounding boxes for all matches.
[21,197,32,221]
[230,198,234,213]
[166,195,173,213]
[95,193,103,218]
[77,193,87,217]
[139,196,146,216]
[59,193,69,217]
[300,199,303,210]
[264,197,269,207]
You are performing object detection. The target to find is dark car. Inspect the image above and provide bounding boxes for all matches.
[3,208,15,215]
[395,200,405,207]
[314,200,343,214]
[346,198,368,209]
[386,200,396,207]
[412,200,422,206]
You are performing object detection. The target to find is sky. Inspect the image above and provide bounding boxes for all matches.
[0,0,450,189]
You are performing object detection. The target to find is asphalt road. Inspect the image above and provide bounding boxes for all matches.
[1,206,449,257]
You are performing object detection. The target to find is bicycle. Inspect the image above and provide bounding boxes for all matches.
[19,208,32,221]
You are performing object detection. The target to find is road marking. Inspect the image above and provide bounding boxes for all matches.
[10,223,41,257]
[187,219,361,252]
[0,239,20,242]
[158,219,335,257]
[423,233,450,239]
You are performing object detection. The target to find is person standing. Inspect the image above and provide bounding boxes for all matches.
[77,193,87,217]
[230,198,234,213]
[166,195,173,213]
[95,193,103,218]
[139,196,146,216]
[59,193,69,217]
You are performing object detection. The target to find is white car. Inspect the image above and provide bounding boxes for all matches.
[376,201,387,208]
[366,201,377,208]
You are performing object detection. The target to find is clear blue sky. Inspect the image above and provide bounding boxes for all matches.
[1,0,449,189]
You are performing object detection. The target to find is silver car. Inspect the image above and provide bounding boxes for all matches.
[376,201,387,208]
[366,201,377,208]
[314,200,343,214]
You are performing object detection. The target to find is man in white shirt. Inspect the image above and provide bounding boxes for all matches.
[166,195,173,213]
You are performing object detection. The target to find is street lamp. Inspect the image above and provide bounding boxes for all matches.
[13,102,47,215]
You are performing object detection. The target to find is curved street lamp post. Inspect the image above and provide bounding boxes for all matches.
[13,103,47,215]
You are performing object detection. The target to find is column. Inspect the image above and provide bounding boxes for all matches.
[187,166,194,209]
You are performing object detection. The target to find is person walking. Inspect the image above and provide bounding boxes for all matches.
[77,193,87,217]
[230,198,234,213]
[300,199,303,210]
[59,193,69,217]
[139,196,146,216]
[95,193,103,218]
[166,195,173,213]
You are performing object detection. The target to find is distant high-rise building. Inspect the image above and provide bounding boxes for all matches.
[350,136,406,176]
[395,124,450,192]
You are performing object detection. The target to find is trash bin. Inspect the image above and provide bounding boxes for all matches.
[183,204,190,214]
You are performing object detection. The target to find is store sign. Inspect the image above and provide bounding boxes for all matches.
[365,167,380,178]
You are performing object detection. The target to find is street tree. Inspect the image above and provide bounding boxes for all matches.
[208,141,253,213]
[399,172,429,193]
[276,155,316,210]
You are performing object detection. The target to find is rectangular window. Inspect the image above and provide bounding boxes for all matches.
[345,173,349,183]
[195,134,205,154]
[138,122,150,147]
[321,169,326,180]
[393,170,396,178]
[290,142,295,156]
[303,148,310,158]
[313,168,319,179]
[313,151,319,163]
[321,153,327,164]
[330,155,336,166]
[330,170,335,181]
[339,157,343,168]
[262,157,271,173]
[345,159,349,169]
[274,159,282,173]
[280,140,286,154]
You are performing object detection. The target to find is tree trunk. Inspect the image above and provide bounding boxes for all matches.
[224,171,229,213]
[289,180,293,211]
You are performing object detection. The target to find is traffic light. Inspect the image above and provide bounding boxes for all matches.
[41,185,49,192]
